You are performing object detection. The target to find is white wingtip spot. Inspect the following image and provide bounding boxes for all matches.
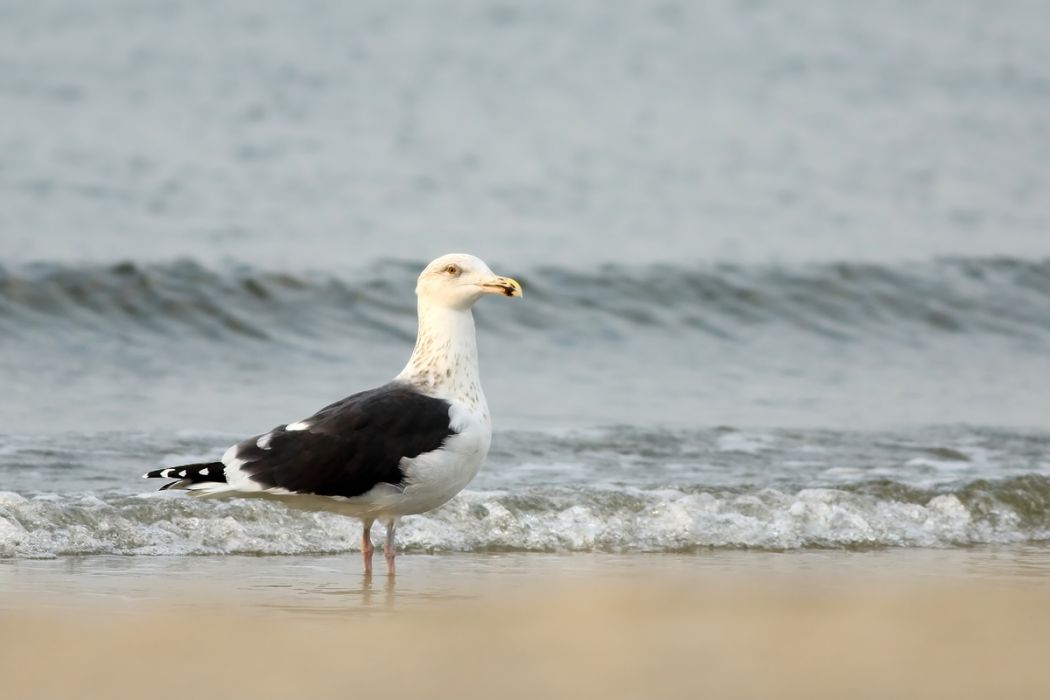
[200,467,210,476]
[257,433,272,449]
[177,470,186,478]
[286,421,310,432]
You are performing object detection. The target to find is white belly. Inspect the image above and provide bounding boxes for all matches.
[393,422,491,515]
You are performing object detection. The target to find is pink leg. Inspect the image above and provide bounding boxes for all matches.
[384,518,399,576]
[361,518,375,575]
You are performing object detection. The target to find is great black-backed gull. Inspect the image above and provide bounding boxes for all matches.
[143,254,522,574]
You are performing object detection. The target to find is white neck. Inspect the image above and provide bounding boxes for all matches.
[395,299,486,411]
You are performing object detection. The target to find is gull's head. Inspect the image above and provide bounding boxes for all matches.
[416,253,523,310]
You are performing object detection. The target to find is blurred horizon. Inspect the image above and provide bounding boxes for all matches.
[2,0,1049,270]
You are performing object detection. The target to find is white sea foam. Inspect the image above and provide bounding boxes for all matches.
[1,482,1046,559]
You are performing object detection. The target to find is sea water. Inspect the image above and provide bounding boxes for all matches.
[2,0,1049,563]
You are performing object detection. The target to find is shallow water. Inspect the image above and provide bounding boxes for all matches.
[1,0,1049,569]
[3,426,1049,557]
[5,546,1050,617]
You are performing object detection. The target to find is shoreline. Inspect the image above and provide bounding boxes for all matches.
[3,544,1050,613]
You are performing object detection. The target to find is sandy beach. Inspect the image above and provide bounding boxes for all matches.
[3,548,1050,700]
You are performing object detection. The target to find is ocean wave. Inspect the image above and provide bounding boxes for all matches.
[1,257,1048,344]
[3,475,1049,558]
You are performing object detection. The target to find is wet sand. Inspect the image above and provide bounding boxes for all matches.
[3,548,1050,699]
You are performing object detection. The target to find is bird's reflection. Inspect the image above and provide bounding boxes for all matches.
[360,571,397,608]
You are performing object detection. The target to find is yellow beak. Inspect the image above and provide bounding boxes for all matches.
[481,276,523,298]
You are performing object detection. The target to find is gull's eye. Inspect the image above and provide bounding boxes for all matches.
[444,264,461,276]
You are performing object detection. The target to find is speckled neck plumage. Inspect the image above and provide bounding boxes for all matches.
[396,300,486,412]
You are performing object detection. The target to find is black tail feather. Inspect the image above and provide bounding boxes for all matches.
[143,462,226,490]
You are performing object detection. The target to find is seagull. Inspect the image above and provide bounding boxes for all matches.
[144,253,522,575]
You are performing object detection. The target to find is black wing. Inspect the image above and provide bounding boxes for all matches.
[229,383,455,499]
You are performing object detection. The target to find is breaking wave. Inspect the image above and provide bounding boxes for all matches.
[1,257,1049,344]
[3,475,1050,558]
